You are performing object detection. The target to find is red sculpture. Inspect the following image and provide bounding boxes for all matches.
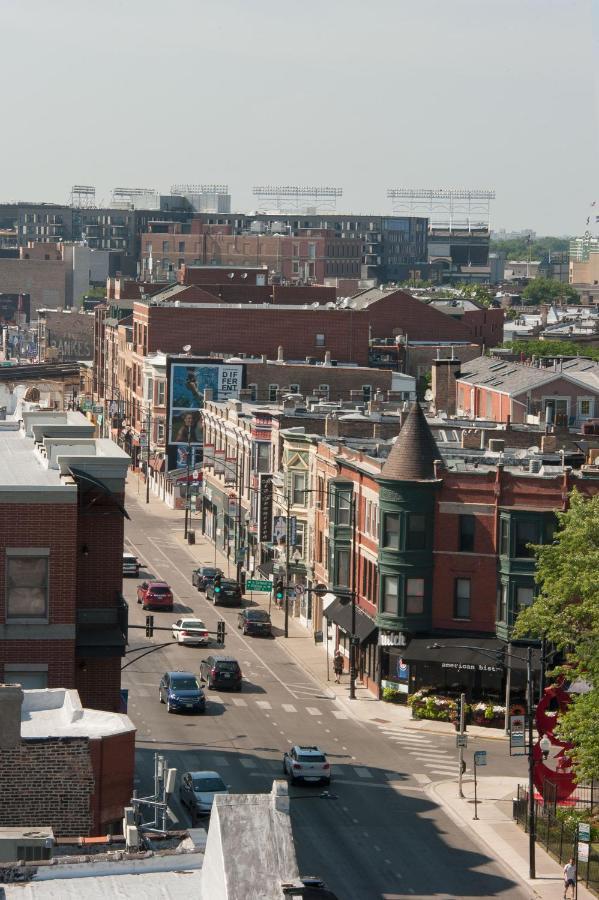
[532,683,576,802]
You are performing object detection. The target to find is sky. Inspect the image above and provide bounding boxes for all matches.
[1,0,597,235]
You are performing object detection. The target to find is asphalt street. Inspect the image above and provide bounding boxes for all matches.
[122,485,529,899]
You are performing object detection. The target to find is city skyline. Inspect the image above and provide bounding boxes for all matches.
[2,0,597,235]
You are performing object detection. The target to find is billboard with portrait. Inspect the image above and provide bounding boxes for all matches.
[168,359,244,445]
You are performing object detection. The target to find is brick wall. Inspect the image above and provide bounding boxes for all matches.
[89,731,135,831]
[76,658,122,713]
[0,258,67,315]
[0,737,94,836]
[76,493,125,610]
[1,639,75,690]
[363,291,474,342]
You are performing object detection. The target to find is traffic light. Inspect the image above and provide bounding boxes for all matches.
[217,620,225,644]
[275,580,285,603]
[214,575,222,595]
[145,615,154,638]
[454,695,467,732]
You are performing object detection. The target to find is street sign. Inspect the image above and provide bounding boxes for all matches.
[81,400,92,411]
[93,403,104,414]
[456,734,468,749]
[578,822,591,842]
[578,842,589,862]
[509,715,527,755]
[294,584,305,597]
[474,750,487,766]
[246,579,272,592]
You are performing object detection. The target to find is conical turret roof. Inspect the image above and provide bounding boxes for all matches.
[380,402,440,481]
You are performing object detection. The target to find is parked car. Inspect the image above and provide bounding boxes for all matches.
[172,617,210,646]
[283,745,331,785]
[192,566,223,592]
[200,655,242,691]
[179,770,228,819]
[158,671,205,714]
[123,552,141,577]
[137,581,174,611]
[206,578,242,607]
[237,608,272,637]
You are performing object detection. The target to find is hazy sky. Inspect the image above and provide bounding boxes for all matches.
[2,0,597,234]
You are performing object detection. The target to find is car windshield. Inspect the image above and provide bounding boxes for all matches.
[172,677,200,691]
[297,753,326,763]
[192,777,225,792]
[183,621,205,629]
[246,610,270,621]
[201,568,219,577]
[215,662,238,672]
[150,585,170,594]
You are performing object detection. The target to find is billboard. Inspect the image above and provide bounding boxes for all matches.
[167,359,244,446]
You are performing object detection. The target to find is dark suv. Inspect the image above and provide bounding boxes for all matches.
[238,608,272,637]
[206,578,242,607]
[200,655,242,691]
[192,566,223,592]
[159,671,206,714]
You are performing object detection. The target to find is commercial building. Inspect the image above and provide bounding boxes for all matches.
[37,308,95,362]
[0,411,130,712]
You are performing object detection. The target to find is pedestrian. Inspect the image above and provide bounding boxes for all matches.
[333,650,343,684]
[563,857,576,899]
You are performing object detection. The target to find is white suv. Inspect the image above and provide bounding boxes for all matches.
[283,745,331,784]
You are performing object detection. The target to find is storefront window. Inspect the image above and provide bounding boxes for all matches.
[454,578,471,619]
[406,514,426,550]
[405,578,424,614]
[382,513,400,550]
[382,576,398,614]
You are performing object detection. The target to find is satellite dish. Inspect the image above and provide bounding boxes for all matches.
[183,344,191,353]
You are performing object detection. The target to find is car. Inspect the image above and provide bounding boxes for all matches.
[137,580,174,611]
[172,617,210,645]
[206,578,242,607]
[283,745,331,785]
[237,608,272,637]
[123,552,141,577]
[179,770,228,819]
[159,671,205,714]
[192,566,223,592]
[200,655,242,691]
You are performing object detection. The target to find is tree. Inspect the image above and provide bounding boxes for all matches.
[522,277,578,305]
[513,490,599,782]
[490,236,570,260]
[501,339,599,361]
[456,283,494,307]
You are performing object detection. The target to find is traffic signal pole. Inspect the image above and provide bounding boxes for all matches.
[458,692,466,798]
[284,494,290,639]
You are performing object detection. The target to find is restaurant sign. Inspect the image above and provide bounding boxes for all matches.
[441,662,500,673]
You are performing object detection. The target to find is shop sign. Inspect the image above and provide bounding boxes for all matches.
[259,474,273,542]
[378,631,407,647]
[578,822,591,842]
[441,661,500,673]
[578,842,589,862]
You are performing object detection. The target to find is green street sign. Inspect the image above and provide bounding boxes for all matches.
[246,579,272,592]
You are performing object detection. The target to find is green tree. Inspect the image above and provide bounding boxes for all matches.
[522,277,578,305]
[490,236,570,260]
[513,490,599,782]
[456,283,494,307]
[501,339,599,361]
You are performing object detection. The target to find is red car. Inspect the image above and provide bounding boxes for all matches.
[137,580,174,611]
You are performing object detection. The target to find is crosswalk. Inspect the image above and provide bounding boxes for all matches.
[376,724,459,782]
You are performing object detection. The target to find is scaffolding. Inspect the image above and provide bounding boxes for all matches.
[386,188,495,231]
[252,185,343,213]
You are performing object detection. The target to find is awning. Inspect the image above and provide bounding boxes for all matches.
[400,637,541,672]
[324,598,378,645]
[257,560,275,577]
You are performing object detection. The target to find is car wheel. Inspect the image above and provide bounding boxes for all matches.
[212,598,217,606]
[236,683,242,692]
[282,761,288,774]
[290,775,297,786]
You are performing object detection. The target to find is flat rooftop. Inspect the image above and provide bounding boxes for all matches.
[0,425,63,488]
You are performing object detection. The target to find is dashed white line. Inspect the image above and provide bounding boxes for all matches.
[231,698,247,707]
[306,707,322,716]
[282,704,297,713]
[332,710,348,720]
[239,758,257,769]
[354,767,373,779]
[256,700,272,710]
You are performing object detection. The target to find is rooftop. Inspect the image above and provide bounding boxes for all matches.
[19,688,134,740]
[456,355,599,395]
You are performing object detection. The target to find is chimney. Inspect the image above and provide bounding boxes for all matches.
[277,345,284,362]
[0,684,23,749]
[325,413,340,438]
[324,350,332,366]
[431,356,461,416]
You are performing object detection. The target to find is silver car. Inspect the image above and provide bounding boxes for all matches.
[172,617,210,646]
[179,770,228,818]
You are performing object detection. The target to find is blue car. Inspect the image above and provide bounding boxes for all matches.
[159,671,206,714]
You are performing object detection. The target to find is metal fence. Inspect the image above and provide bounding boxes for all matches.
[514,784,599,892]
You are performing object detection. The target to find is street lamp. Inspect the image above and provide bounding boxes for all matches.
[427,641,539,879]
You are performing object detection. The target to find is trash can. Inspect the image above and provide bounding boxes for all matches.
[187,530,195,545]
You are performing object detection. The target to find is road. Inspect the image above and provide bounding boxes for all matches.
[121,484,529,899]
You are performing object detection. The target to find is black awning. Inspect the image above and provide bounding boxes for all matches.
[324,598,378,645]
[400,637,541,672]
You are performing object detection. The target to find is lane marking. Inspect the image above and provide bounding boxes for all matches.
[306,707,322,716]
[353,767,373,779]
[239,758,257,769]
[256,700,272,710]
[412,773,432,784]
[211,755,230,767]
[332,711,348,720]
[231,698,247,707]
[282,704,297,713]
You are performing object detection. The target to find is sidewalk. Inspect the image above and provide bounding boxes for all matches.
[126,476,596,899]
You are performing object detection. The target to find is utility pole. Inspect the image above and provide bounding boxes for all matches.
[184,439,191,539]
[349,493,358,700]
[145,406,151,504]
[527,645,536,880]
[458,692,466,798]
[235,454,243,584]
[284,493,291,639]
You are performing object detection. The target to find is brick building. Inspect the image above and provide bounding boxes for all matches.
[0,411,130,712]
[37,309,95,362]
[0,684,135,836]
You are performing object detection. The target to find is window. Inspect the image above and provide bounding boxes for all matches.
[500,518,509,556]
[248,383,258,401]
[318,383,329,399]
[293,521,305,558]
[315,334,326,347]
[157,421,165,443]
[406,514,426,550]
[162,240,169,253]
[383,513,400,549]
[497,583,508,622]
[454,578,471,619]
[579,398,592,417]
[178,241,185,253]
[514,520,537,557]
[268,384,278,402]
[516,586,534,611]
[6,552,49,620]
[4,666,48,689]
[405,578,424,614]
[335,549,350,588]
[308,242,316,259]
[382,576,398,614]
[289,383,300,394]
[292,472,307,506]
[336,490,352,525]
[459,515,475,552]
[156,381,165,406]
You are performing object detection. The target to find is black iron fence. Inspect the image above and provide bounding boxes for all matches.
[514,783,599,892]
